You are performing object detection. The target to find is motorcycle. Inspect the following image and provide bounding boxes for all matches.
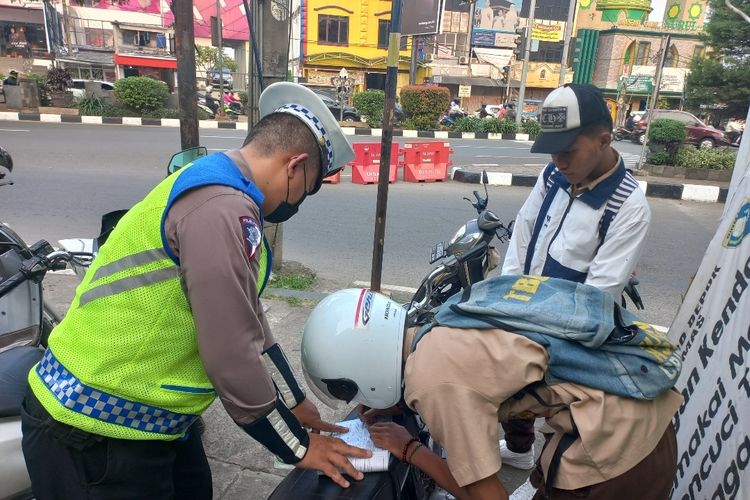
[0,146,206,500]
[612,126,640,143]
[270,172,514,500]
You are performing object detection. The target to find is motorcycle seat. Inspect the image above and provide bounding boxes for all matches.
[0,346,43,417]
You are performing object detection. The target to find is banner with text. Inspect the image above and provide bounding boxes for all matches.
[531,21,564,42]
[668,168,750,498]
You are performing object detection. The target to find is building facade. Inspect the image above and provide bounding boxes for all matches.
[292,0,424,94]
[573,0,707,124]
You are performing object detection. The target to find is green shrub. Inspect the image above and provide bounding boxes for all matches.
[675,147,737,170]
[521,119,541,136]
[24,73,51,106]
[142,107,181,119]
[46,66,72,93]
[77,94,106,116]
[401,118,418,130]
[99,103,139,117]
[648,151,670,165]
[113,77,169,113]
[352,89,385,127]
[452,116,483,132]
[479,118,517,134]
[648,118,686,143]
[197,107,213,120]
[400,85,450,131]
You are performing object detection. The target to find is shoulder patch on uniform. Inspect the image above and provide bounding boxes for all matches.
[239,216,262,261]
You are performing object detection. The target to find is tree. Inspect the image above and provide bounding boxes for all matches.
[195,45,238,77]
[685,0,750,119]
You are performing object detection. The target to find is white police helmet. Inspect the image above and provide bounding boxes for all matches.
[301,289,406,410]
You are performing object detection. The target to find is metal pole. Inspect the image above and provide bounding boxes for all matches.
[516,0,537,125]
[216,0,224,118]
[637,34,671,169]
[409,35,418,85]
[173,0,199,150]
[558,0,576,86]
[370,0,403,293]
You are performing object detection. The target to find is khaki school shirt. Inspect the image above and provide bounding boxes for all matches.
[403,326,683,489]
[163,153,278,425]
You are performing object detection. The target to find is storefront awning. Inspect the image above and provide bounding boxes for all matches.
[472,47,513,71]
[0,6,44,25]
[432,75,503,87]
[114,54,176,69]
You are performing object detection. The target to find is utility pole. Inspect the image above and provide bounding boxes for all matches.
[637,33,671,169]
[409,35,418,85]
[558,0,576,86]
[370,0,403,293]
[516,0,537,124]
[173,0,199,150]
[216,0,224,118]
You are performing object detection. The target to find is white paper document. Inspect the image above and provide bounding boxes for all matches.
[332,419,391,473]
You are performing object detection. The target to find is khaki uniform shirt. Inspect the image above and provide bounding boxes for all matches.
[404,326,683,489]
[163,152,277,425]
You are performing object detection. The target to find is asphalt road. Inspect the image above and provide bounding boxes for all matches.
[1,122,723,327]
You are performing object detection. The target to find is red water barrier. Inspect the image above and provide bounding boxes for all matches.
[401,141,454,182]
[349,142,400,185]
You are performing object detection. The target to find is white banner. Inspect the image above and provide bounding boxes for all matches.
[668,135,750,498]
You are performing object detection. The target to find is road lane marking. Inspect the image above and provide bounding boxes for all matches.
[0,128,31,132]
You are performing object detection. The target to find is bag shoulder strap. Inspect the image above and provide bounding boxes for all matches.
[596,172,639,250]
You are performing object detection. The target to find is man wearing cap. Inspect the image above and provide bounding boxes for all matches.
[498,83,651,469]
[3,69,19,86]
[21,82,371,498]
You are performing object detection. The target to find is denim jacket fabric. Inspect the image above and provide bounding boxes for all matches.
[420,275,682,400]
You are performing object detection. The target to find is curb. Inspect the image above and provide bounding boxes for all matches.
[450,167,729,204]
[0,112,535,141]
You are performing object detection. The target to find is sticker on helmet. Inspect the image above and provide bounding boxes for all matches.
[354,289,374,328]
[239,216,261,261]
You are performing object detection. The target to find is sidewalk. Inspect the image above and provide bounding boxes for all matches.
[451,164,730,203]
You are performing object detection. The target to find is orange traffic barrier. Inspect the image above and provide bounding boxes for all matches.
[349,142,400,185]
[322,168,342,184]
[401,142,454,182]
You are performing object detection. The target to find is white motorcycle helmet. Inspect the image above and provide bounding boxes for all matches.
[302,289,406,410]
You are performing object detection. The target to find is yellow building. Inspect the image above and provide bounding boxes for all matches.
[296,0,428,92]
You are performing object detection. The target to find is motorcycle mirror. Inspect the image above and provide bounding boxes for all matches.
[167,147,208,176]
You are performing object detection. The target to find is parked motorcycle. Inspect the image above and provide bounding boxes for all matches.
[0,146,207,500]
[613,126,641,143]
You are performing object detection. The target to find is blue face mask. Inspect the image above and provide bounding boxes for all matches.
[265,164,309,224]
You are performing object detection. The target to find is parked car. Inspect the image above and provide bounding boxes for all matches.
[314,92,361,122]
[207,67,233,90]
[69,79,114,99]
[633,109,730,149]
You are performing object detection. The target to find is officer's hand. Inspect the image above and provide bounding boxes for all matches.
[356,404,403,425]
[296,433,372,488]
[292,398,347,434]
[368,422,413,457]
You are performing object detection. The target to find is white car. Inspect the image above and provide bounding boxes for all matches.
[69,79,114,99]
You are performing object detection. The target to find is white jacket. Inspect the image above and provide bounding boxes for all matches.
[502,158,651,299]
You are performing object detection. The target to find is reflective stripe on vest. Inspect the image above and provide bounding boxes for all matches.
[37,349,197,435]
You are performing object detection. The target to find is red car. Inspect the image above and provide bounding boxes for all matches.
[633,110,730,149]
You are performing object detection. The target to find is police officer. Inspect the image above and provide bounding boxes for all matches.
[21,82,370,499]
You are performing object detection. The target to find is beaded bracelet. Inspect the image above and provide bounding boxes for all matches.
[407,442,424,463]
[401,438,419,463]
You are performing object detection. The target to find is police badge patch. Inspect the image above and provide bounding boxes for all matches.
[239,216,262,260]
